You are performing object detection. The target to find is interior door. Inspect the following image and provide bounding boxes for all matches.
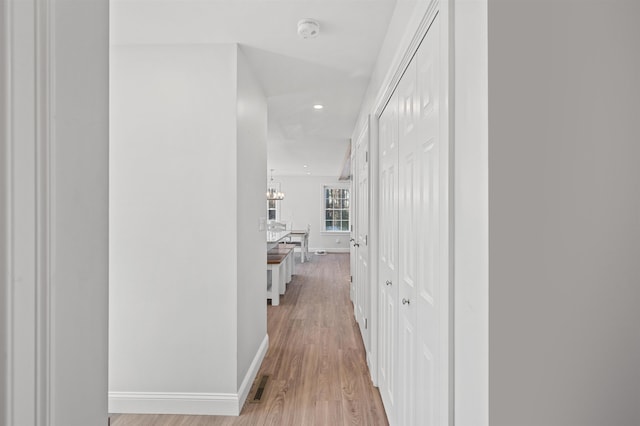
[397,56,419,426]
[378,91,399,424]
[355,123,370,354]
[349,141,358,302]
[415,14,448,426]
[350,140,357,303]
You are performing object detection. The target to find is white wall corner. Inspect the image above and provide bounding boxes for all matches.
[110,44,239,403]
[237,334,269,411]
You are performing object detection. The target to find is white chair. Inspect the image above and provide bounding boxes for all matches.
[288,224,310,263]
[267,220,287,231]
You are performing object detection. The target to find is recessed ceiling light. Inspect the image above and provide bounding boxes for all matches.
[313,104,324,110]
[303,165,308,168]
[307,172,312,175]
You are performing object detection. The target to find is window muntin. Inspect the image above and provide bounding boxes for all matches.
[267,199,278,221]
[323,186,350,232]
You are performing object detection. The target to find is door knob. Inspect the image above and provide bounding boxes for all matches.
[353,243,360,247]
[402,298,410,305]
[385,280,392,286]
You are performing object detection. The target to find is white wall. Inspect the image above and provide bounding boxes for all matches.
[236,47,268,388]
[110,42,268,415]
[110,44,239,399]
[52,2,110,424]
[276,176,351,252]
[489,1,640,425]
[453,1,488,425]
[0,0,8,419]
[352,0,428,136]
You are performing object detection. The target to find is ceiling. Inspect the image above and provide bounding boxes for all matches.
[111,0,398,177]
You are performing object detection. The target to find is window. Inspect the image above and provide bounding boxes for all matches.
[323,186,350,232]
[267,200,278,221]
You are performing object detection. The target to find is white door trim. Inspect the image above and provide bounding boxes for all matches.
[3,0,54,423]
[2,0,110,424]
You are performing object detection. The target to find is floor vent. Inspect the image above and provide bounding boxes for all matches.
[252,375,270,402]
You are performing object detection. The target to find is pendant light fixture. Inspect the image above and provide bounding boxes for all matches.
[266,169,285,201]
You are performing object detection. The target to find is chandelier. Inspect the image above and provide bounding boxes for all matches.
[266,169,285,201]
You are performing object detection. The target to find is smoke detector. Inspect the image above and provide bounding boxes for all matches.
[297,19,320,39]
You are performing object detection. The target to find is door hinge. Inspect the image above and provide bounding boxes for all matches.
[365,318,368,329]
[365,235,368,246]
[350,275,353,283]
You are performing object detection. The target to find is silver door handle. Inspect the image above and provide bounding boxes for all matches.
[386,280,392,286]
[402,298,410,305]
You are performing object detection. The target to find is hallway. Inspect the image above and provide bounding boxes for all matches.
[110,254,388,426]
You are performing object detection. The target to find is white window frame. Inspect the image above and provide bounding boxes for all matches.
[321,184,351,234]
[267,199,280,221]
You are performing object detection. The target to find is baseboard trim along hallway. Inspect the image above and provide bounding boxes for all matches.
[108,391,238,416]
[108,335,269,416]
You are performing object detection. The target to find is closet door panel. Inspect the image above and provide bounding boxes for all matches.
[398,313,416,426]
[378,13,448,425]
[350,144,357,304]
[355,125,370,353]
[416,14,446,426]
[378,92,399,424]
[397,57,419,426]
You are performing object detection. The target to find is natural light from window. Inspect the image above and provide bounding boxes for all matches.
[323,186,350,232]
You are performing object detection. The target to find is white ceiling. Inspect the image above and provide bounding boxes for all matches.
[111,0,398,177]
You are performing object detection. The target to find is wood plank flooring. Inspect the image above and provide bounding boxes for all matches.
[111,253,388,426]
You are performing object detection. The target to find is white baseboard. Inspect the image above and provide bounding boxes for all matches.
[308,247,351,254]
[108,391,239,416]
[237,334,269,410]
[109,334,269,416]
[366,350,377,386]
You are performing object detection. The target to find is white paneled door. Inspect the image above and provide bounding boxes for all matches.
[378,91,399,425]
[377,11,448,426]
[415,15,447,426]
[355,122,371,356]
[397,55,419,426]
[350,141,357,304]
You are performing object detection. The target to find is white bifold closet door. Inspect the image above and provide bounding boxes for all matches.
[397,48,420,426]
[378,12,448,426]
[415,15,448,426]
[379,88,400,425]
[355,125,371,354]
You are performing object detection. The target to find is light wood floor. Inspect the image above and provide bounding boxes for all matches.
[110,253,388,426]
